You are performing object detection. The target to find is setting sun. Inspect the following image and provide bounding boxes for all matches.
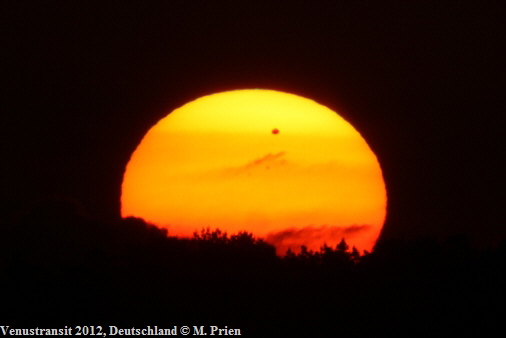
[121,89,387,254]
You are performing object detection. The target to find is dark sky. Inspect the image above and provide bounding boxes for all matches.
[2,1,504,246]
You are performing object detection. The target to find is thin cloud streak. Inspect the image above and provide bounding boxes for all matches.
[265,224,371,255]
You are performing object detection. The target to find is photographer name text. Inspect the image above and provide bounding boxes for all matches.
[0,326,241,336]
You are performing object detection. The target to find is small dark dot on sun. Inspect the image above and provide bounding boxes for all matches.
[272,128,279,134]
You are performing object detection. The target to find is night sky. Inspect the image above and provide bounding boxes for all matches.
[2,1,503,246]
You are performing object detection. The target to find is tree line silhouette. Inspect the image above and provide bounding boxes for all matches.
[1,197,505,336]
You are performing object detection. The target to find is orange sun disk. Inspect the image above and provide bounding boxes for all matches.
[121,89,387,255]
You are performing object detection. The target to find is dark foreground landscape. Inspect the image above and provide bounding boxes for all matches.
[1,198,505,336]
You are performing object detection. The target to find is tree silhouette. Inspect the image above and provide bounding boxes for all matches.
[1,203,505,335]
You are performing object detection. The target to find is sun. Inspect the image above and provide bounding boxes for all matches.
[121,89,387,255]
